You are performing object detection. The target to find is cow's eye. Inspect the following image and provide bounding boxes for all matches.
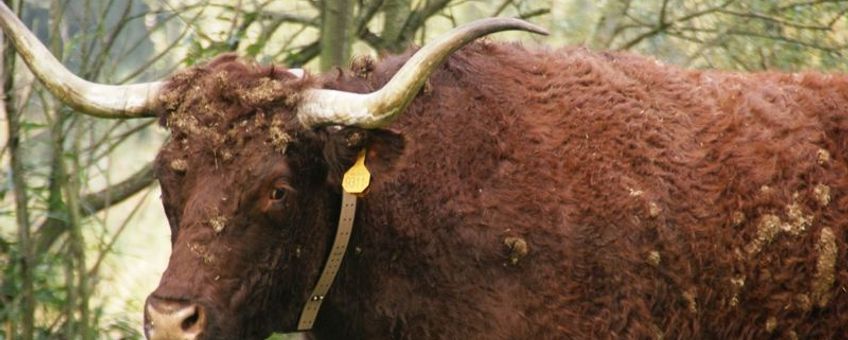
[270,188,286,200]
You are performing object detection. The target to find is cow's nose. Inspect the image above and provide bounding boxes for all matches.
[144,296,206,340]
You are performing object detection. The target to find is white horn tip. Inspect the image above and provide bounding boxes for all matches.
[288,68,305,78]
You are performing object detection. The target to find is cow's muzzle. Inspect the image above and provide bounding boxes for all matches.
[144,296,207,340]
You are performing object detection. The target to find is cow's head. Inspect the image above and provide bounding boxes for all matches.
[0,4,546,339]
[144,55,420,338]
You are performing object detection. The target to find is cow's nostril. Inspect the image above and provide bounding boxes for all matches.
[145,297,207,340]
[181,304,204,332]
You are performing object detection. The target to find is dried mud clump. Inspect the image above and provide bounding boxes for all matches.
[238,77,292,107]
[765,316,777,333]
[188,242,216,264]
[746,214,782,255]
[682,288,698,314]
[813,184,831,207]
[650,323,664,340]
[786,331,799,340]
[731,211,746,227]
[811,227,837,307]
[646,250,661,267]
[783,202,812,236]
[503,236,529,265]
[156,54,316,164]
[628,188,644,197]
[794,293,812,312]
[648,201,662,218]
[745,201,814,255]
[210,215,228,233]
[729,275,745,307]
[268,117,292,153]
[817,148,830,165]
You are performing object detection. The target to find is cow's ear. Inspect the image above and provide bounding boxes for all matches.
[322,126,406,189]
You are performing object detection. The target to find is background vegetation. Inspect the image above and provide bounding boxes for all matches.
[1,0,846,339]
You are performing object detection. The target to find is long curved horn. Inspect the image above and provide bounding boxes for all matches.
[297,17,548,129]
[0,2,160,118]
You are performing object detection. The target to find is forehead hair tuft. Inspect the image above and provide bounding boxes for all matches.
[156,53,316,164]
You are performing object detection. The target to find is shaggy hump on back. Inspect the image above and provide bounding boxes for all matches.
[1,2,847,338]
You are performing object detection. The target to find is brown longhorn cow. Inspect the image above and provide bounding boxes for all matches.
[2,4,847,340]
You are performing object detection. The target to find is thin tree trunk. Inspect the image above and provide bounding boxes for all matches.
[320,0,353,71]
[66,126,90,340]
[64,239,76,338]
[42,2,85,337]
[588,0,630,50]
[1,1,34,338]
[382,0,411,53]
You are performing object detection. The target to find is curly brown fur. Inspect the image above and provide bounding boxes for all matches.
[149,43,848,340]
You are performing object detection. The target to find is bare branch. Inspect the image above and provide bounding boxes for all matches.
[34,163,156,254]
[617,0,737,50]
[518,8,550,20]
[284,40,321,67]
[491,0,514,17]
[674,26,845,53]
[718,9,836,31]
[776,0,848,12]
[117,9,205,83]
[87,188,153,279]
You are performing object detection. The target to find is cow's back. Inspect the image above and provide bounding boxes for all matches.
[333,42,848,339]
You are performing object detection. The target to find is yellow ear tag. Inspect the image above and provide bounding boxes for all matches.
[342,149,370,195]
